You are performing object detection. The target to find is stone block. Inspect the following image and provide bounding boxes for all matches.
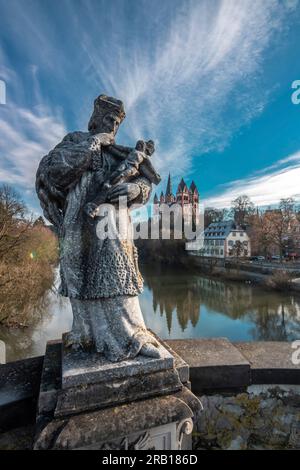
[167,338,251,393]
[34,338,202,450]
[62,334,174,389]
[55,367,182,417]
[35,386,196,450]
[0,356,43,432]
[37,340,61,416]
[151,331,190,384]
[235,341,300,385]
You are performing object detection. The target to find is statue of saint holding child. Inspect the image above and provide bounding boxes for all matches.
[36,94,161,362]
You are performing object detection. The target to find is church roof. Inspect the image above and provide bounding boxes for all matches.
[177,178,188,192]
[189,181,198,193]
[153,193,158,203]
[165,173,172,196]
[158,175,199,202]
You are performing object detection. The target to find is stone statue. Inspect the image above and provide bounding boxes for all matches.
[36,94,161,362]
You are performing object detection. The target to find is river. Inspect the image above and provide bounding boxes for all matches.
[1,265,300,363]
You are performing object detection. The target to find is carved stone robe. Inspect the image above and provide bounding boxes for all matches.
[37,131,151,301]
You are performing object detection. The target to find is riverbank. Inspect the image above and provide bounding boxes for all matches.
[185,254,300,293]
[135,238,300,293]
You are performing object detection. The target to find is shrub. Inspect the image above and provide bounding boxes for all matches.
[265,271,292,291]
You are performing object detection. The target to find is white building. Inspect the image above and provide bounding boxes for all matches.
[202,221,251,259]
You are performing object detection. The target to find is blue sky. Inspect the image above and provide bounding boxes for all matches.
[0,0,300,215]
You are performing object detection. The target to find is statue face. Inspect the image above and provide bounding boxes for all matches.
[88,95,125,135]
[89,111,121,136]
[102,113,121,136]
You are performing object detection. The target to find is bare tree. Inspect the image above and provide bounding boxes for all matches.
[0,185,31,260]
[204,207,229,228]
[250,212,274,257]
[229,240,244,258]
[263,198,296,260]
[231,195,255,226]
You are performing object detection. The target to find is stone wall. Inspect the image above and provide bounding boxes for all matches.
[1,339,300,450]
[166,339,300,450]
[194,385,300,450]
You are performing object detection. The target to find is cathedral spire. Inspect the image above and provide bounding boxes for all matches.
[165,173,172,196]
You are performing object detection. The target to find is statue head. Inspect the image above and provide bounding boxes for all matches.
[88,94,126,135]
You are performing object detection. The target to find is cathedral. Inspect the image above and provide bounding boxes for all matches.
[153,174,200,224]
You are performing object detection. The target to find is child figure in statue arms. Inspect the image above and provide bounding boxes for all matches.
[85,139,160,218]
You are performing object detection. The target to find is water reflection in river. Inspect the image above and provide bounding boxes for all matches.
[141,266,300,343]
[1,265,300,362]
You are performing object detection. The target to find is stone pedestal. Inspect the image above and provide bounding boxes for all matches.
[34,334,202,450]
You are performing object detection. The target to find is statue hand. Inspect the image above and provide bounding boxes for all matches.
[84,202,99,218]
[107,183,141,203]
[90,133,114,147]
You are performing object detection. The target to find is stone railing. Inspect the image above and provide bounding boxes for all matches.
[0,339,299,449]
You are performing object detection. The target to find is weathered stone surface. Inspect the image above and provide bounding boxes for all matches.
[0,355,43,406]
[35,386,195,450]
[33,336,201,450]
[152,331,189,384]
[194,385,300,450]
[55,367,182,417]
[0,356,43,432]
[167,338,250,392]
[235,341,300,384]
[41,334,182,416]
[4,339,300,450]
[37,340,61,416]
[0,425,34,450]
[62,336,174,390]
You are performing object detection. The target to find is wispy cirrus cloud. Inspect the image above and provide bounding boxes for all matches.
[0,0,298,205]
[205,150,300,208]
[0,36,66,192]
[79,0,298,179]
[0,103,66,188]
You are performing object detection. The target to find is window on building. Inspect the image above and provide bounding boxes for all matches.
[240,232,244,237]
[228,240,234,246]
[232,232,236,237]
